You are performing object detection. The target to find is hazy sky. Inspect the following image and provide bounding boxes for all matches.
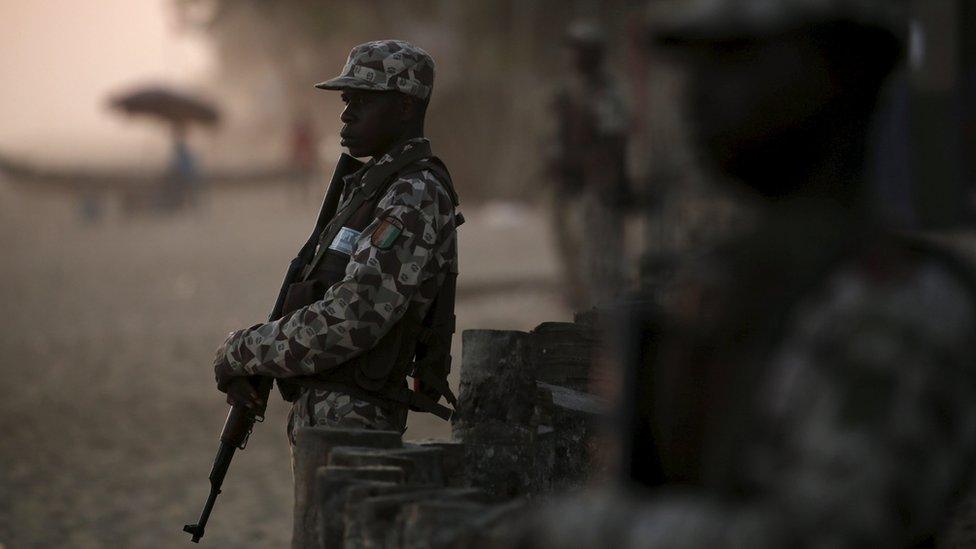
[0,0,213,162]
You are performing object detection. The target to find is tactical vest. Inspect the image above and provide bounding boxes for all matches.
[275,142,461,420]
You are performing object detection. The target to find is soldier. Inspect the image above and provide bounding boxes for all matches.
[549,21,630,309]
[519,1,976,547]
[211,40,460,440]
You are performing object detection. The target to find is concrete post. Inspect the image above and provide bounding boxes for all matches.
[291,427,401,549]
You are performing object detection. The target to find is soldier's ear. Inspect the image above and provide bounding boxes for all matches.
[397,95,411,122]
[399,95,423,123]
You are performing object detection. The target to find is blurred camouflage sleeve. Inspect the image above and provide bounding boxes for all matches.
[594,81,628,138]
[747,259,976,545]
[526,259,976,547]
[223,172,453,378]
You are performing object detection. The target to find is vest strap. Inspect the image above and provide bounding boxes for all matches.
[412,360,458,407]
[288,377,454,421]
[302,142,434,281]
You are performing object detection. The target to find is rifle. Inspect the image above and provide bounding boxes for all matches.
[183,154,364,543]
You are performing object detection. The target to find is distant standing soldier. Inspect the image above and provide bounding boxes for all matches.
[549,21,630,308]
[211,40,461,440]
[520,1,976,547]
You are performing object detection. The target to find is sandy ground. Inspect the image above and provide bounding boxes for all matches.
[0,179,572,548]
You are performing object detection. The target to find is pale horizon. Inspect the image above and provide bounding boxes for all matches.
[0,0,214,164]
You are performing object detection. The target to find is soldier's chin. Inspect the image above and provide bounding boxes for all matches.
[343,141,369,159]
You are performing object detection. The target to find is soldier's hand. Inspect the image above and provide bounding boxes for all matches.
[213,330,244,392]
[224,377,264,409]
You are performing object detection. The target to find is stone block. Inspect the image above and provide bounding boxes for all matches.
[328,449,417,481]
[530,322,600,391]
[320,465,406,485]
[415,441,466,487]
[329,445,448,486]
[315,478,396,549]
[453,330,537,441]
[292,428,402,549]
[397,499,490,548]
[341,484,441,548]
[349,488,487,548]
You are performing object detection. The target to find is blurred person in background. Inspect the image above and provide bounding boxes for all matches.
[518,0,976,546]
[549,20,631,309]
[212,40,461,441]
[290,110,320,202]
[164,122,200,210]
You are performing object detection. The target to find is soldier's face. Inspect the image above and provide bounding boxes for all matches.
[339,90,404,158]
[682,33,837,195]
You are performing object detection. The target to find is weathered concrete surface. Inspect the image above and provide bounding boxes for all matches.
[335,484,426,548]
[349,488,487,548]
[530,321,600,391]
[414,440,466,487]
[291,428,402,549]
[327,449,417,482]
[451,325,604,498]
[452,330,542,497]
[316,479,398,549]
[453,329,538,439]
[294,317,604,547]
[329,445,448,486]
[396,500,490,549]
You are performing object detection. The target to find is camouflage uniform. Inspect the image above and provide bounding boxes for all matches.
[222,137,457,437]
[216,41,456,439]
[550,23,629,308]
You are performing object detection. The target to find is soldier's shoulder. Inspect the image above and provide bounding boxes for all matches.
[795,242,976,356]
[382,160,453,211]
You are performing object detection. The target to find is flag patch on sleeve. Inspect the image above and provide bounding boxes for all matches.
[328,226,362,256]
[371,215,404,249]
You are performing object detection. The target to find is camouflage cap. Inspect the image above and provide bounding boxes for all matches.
[646,0,908,42]
[315,40,435,100]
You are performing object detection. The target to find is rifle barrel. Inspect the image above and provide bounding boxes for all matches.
[183,441,237,542]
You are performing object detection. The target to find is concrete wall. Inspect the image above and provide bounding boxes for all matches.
[291,317,604,548]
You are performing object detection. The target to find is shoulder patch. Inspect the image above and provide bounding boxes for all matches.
[328,226,362,256]
[371,214,404,249]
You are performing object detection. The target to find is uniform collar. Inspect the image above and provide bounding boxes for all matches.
[373,137,430,167]
[343,137,432,198]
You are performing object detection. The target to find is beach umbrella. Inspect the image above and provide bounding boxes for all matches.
[109,85,220,126]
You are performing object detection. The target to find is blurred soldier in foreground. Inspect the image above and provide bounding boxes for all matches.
[211,40,461,440]
[549,21,630,308]
[520,1,976,547]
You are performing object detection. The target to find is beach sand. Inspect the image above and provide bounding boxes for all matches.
[0,178,569,548]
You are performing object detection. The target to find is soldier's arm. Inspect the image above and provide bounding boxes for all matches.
[594,83,629,139]
[743,259,976,545]
[223,174,450,378]
[526,259,976,547]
